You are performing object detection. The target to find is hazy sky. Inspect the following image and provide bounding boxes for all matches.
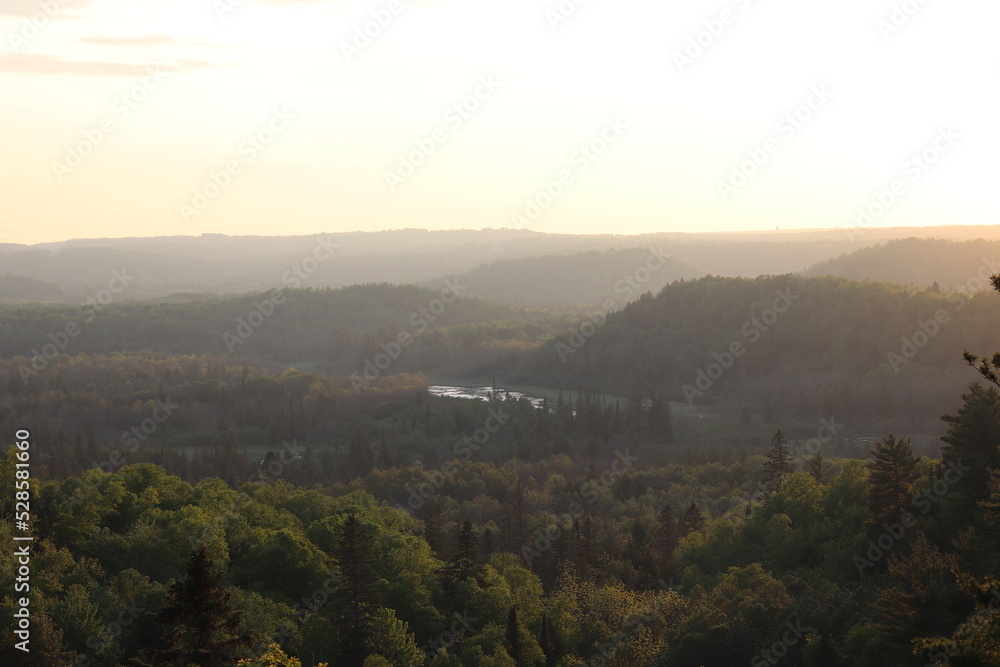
[0,0,996,244]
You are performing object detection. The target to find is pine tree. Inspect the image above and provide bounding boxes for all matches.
[655,504,680,566]
[940,384,1000,524]
[681,502,705,536]
[506,606,523,666]
[867,433,917,525]
[332,514,380,667]
[135,546,251,667]
[539,612,557,667]
[806,452,837,484]
[346,426,372,479]
[445,519,480,586]
[423,501,445,558]
[761,430,793,497]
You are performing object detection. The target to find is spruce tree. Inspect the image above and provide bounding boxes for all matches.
[506,606,523,666]
[681,502,705,536]
[806,452,837,485]
[940,384,1000,524]
[445,519,480,586]
[867,433,917,525]
[423,500,445,558]
[135,546,251,667]
[655,504,680,566]
[762,430,793,497]
[332,514,380,667]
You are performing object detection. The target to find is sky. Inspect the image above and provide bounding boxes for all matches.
[0,0,997,244]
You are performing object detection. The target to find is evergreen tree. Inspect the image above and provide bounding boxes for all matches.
[761,431,793,497]
[681,502,705,536]
[655,504,680,567]
[539,612,557,667]
[867,433,917,526]
[445,519,480,586]
[332,514,381,667]
[806,452,837,485]
[135,546,251,667]
[423,500,445,558]
[940,384,1000,524]
[506,606,523,666]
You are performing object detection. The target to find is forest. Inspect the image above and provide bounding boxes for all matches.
[1,352,999,665]
[1,234,999,666]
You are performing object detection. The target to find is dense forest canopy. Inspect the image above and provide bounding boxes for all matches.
[1,228,999,665]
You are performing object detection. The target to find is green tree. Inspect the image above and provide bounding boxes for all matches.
[940,384,1000,525]
[762,431,793,497]
[135,546,251,667]
[333,513,381,667]
[867,434,917,526]
[806,452,837,485]
[366,607,426,667]
[655,504,680,570]
[237,643,328,667]
[505,606,523,666]
[681,502,705,537]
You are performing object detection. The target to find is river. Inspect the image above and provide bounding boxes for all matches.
[428,384,546,409]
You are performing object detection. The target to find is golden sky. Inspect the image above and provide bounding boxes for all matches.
[0,0,996,244]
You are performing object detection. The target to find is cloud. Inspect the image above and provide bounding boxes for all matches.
[0,0,94,18]
[0,53,216,76]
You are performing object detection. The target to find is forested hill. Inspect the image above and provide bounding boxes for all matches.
[0,284,555,373]
[426,248,709,307]
[512,274,1000,423]
[0,274,65,303]
[804,238,1000,289]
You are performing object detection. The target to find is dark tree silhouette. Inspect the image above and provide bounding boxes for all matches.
[762,430,793,498]
[332,513,380,667]
[134,546,251,667]
[867,434,917,526]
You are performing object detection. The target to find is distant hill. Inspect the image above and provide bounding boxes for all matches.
[2,226,998,302]
[0,274,65,303]
[803,238,1000,290]
[510,274,1000,424]
[426,247,710,307]
[0,283,557,379]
